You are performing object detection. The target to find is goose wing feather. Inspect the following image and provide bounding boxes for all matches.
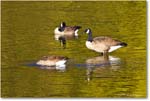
[93,36,121,46]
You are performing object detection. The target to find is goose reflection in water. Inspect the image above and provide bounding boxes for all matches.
[55,35,79,49]
[38,65,66,72]
[85,55,121,81]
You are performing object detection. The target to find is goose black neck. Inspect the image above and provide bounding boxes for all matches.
[87,32,93,42]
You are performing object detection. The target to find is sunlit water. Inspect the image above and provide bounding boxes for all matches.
[1,1,146,97]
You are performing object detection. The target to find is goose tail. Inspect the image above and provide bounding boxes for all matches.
[74,26,82,30]
[119,42,127,47]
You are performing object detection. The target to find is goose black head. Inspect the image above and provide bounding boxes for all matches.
[84,28,93,42]
[84,28,92,34]
[58,22,66,32]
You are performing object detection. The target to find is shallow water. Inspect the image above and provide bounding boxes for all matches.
[1,1,146,97]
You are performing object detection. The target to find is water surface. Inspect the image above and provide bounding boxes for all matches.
[1,1,146,97]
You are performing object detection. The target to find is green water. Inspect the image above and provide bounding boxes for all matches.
[1,1,146,97]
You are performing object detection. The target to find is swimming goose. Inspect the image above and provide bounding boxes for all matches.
[36,56,69,67]
[54,22,81,40]
[84,28,127,55]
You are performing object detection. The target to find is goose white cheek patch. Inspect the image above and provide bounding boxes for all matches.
[86,29,90,34]
[61,23,63,27]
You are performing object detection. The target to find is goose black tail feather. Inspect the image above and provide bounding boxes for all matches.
[120,42,127,47]
[74,26,82,30]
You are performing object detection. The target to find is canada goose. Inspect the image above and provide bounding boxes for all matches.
[84,28,127,55]
[54,22,81,40]
[36,55,69,67]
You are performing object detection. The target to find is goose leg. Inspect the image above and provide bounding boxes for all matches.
[103,50,109,59]
[103,51,110,66]
[103,50,108,56]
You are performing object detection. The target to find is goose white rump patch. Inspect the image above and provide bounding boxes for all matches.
[74,29,79,36]
[109,45,122,52]
[56,60,67,66]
